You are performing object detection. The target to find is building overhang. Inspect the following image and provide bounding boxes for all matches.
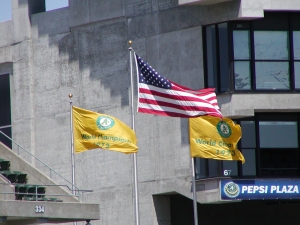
[179,0,300,22]
[218,93,300,119]
[0,200,99,224]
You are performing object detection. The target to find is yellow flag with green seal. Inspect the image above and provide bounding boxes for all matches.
[73,106,138,154]
[189,116,245,163]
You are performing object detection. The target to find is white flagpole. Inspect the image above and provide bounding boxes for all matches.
[69,94,76,196]
[128,40,140,225]
[191,157,198,225]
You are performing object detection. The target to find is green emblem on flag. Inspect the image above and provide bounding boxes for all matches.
[217,121,232,138]
[96,116,115,130]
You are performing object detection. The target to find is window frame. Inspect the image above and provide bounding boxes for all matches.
[194,113,300,180]
[203,12,300,93]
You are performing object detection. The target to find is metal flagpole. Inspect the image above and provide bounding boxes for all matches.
[69,94,77,225]
[69,94,76,195]
[191,157,198,225]
[128,40,140,225]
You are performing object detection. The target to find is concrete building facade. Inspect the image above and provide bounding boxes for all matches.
[1,0,300,224]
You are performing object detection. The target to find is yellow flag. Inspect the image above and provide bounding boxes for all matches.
[72,106,138,154]
[189,116,245,163]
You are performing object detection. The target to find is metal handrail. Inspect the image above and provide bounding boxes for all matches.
[0,130,87,200]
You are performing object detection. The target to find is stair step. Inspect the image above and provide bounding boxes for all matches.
[23,196,63,202]
[23,196,36,201]
[41,197,63,202]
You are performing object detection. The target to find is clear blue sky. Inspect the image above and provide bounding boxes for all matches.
[0,0,69,22]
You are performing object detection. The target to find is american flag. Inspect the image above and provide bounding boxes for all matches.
[135,54,223,118]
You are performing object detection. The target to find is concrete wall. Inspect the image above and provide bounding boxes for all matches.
[0,179,15,201]
[1,0,300,224]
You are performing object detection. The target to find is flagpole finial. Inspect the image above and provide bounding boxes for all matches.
[128,40,132,45]
[69,93,73,99]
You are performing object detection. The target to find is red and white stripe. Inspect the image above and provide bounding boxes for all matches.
[138,83,222,118]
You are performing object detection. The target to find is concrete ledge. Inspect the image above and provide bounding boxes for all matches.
[0,200,99,224]
[179,0,233,5]
[218,93,300,118]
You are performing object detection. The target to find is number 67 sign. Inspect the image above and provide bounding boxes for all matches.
[223,170,231,176]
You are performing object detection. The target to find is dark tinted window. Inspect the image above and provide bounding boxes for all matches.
[0,74,11,126]
[0,74,11,148]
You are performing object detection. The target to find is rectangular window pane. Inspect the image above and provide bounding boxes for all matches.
[208,159,219,177]
[294,62,300,89]
[242,149,256,176]
[254,31,289,60]
[218,23,230,92]
[293,27,300,89]
[194,158,206,179]
[259,121,298,148]
[255,62,290,90]
[240,121,256,148]
[234,61,251,90]
[261,149,299,177]
[293,31,300,59]
[233,30,250,60]
[205,25,218,88]
[222,161,238,176]
[0,74,11,127]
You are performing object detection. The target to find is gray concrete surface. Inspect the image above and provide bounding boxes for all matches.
[1,0,300,224]
[0,200,99,224]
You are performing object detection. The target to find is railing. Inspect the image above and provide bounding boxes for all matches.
[0,130,91,202]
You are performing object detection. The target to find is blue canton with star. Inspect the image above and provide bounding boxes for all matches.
[137,55,172,89]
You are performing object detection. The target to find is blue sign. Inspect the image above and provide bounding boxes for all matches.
[220,179,300,200]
